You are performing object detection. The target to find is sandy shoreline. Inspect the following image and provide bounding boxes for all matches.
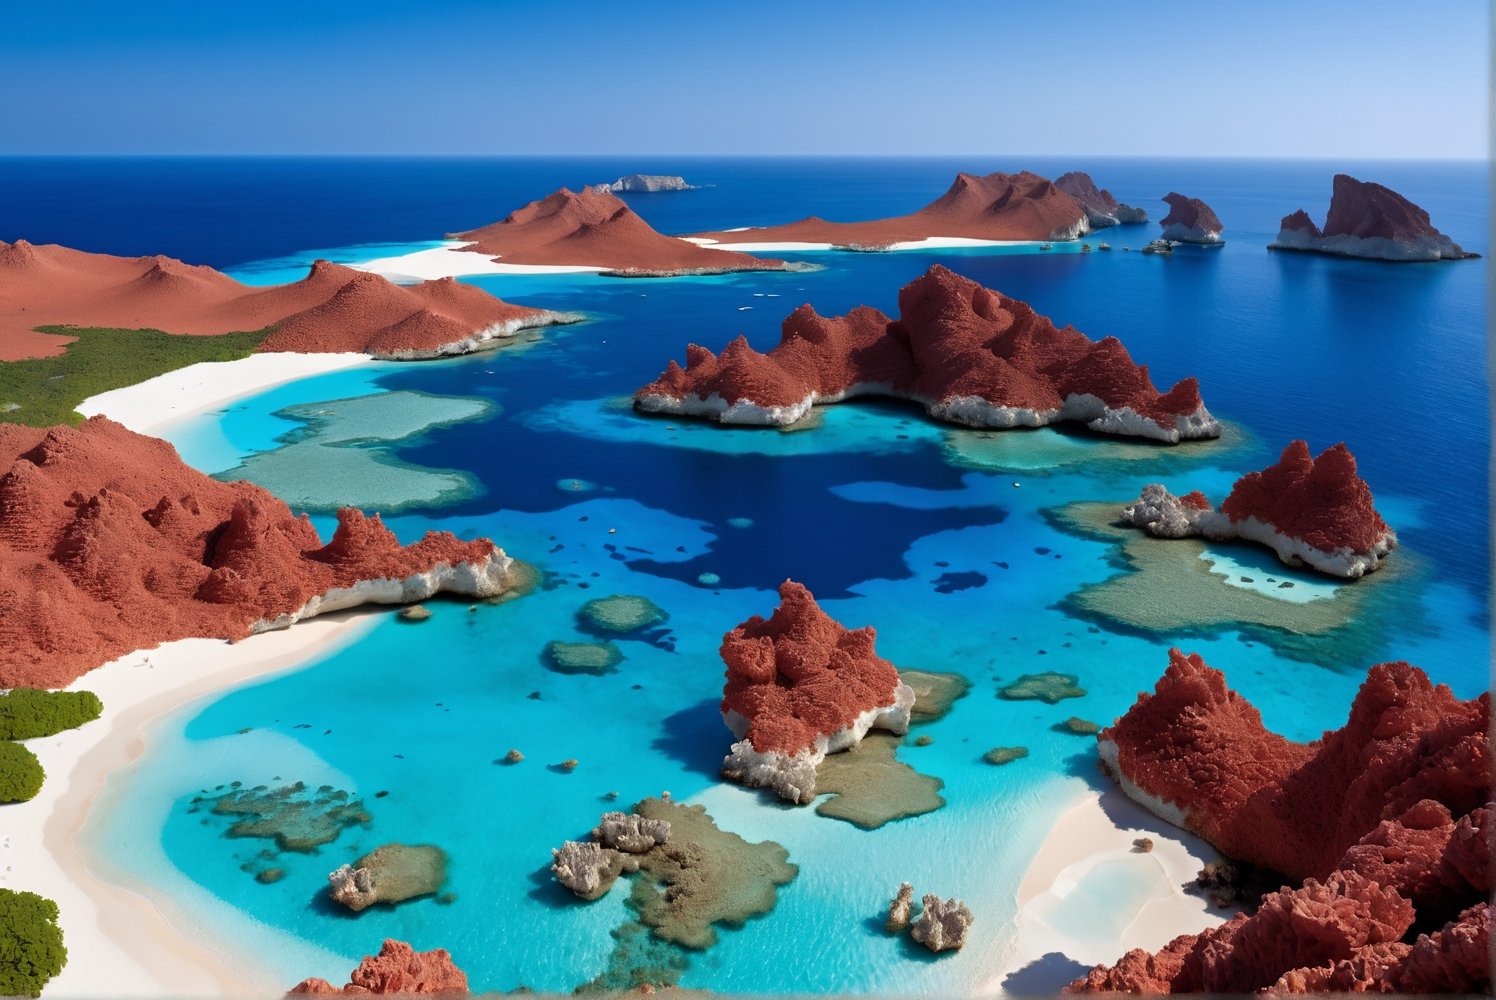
[12,615,377,997]
[992,785,1234,993]
[683,234,1055,253]
[354,241,606,281]
[76,351,374,436]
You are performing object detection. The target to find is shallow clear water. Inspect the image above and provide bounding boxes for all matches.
[47,156,1486,995]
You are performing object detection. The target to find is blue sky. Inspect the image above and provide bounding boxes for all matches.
[3,1,1487,157]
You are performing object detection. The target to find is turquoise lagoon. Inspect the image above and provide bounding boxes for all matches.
[78,158,1487,996]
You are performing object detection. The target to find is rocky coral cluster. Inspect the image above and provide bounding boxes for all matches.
[0,417,515,688]
[290,939,469,995]
[717,581,914,804]
[1270,174,1478,261]
[1122,440,1396,578]
[328,843,448,912]
[884,882,973,953]
[551,810,672,900]
[1071,650,1490,993]
[636,265,1219,443]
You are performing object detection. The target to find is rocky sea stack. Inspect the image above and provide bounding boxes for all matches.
[1121,439,1396,578]
[1269,174,1478,261]
[1158,193,1224,244]
[718,581,914,804]
[1054,171,1148,228]
[636,264,1220,443]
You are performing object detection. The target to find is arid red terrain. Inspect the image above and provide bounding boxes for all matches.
[290,939,469,995]
[451,186,790,275]
[1122,440,1396,577]
[0,417,515,688]
[1071,649,1491,993]
[1270,174,1478,261]
[693,171,1091,247]
[1054,172,1148,227]
[636,264,1219,443]
[0,239,572,361]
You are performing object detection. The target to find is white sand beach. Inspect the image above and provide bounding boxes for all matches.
[76,351,373,436]
[353,241,606,281]
[9,616,377,998]
[683,234,1052,253]
[991,786,1235,993]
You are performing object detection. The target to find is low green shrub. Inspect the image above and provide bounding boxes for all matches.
[0,741,45,803]
[0,890,67,997]
[0,689,103,740]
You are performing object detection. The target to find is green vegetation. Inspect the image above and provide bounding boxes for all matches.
[0,689,103,740]
[0,741,45,804]
[0,325,267,427]
[0,890,67,997]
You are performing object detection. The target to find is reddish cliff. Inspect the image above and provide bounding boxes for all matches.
[290,939,469,995]
[718,581,914,803]
[1271,175,1477,261]
[635,264,1218,443]
[452,187,790,275]
[1121,440,1396,577]
[693,171,1091,247]
[1073,651,1491,994]
[0,240,571,361]
[1158,193,1224,244]
[1054,172,1148,227]
[0,417,514,688]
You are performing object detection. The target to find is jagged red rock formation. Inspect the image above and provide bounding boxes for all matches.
[693,171,1091,247]
[0,417,514,688]
[1071,650,1491,994]
[289,939,469,995]
[1270,174,1478,261]
[1158,193,1224,244]
[635,264,1219,443]
[451,186,789,275]
[0,240,572,361]
[1121,440,1396,577]
[1054,172,1148,227]
[718,580,914,804]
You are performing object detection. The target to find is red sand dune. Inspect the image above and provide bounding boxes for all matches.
[0,239,567,361]
[1074,650,1490,994]
[720,580,903,756]
[0,417,513,688]
[693,170,1090,247]
[451,186,789,275]
[290,939,469,995]
[635,264,1218,443]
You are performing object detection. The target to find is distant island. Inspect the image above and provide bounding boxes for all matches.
[591,173,705,193]
[1270,174,1479,261]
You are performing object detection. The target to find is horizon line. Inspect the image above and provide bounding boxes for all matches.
[1,151,1489,163]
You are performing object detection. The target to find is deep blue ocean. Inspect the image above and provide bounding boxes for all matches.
[8,157,1485,995]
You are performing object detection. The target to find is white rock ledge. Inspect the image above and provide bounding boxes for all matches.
[249,550,514,634]
[638,386,1221,443]
[1268,227,1474,262]
[720,681,916,804]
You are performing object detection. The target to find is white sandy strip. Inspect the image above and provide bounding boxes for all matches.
[989,786,1236,992]
[682,235,1047,253]
[7,615,378,998]
[76,352,373,436]
[353,241,605,281]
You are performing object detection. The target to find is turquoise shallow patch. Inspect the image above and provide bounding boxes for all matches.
[218,390,495,512]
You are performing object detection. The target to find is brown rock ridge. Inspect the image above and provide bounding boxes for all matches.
[635,264,1219,443]
[289,939,468,995]
[693,170,1091,247]
[1269,174,1479,261]
[451,186,794,276]
[1054,172,1148,227]
[1070,650,1490,993]
[0,240,577,362]
[0,417,516,688]
[1158,193,1224,244]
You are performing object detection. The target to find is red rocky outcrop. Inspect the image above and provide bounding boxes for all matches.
[1270,175,1477,261]
[0,417,513,688]
[290,939,469,995]
[1159,193,1224,243]
[635,264,1218,443]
